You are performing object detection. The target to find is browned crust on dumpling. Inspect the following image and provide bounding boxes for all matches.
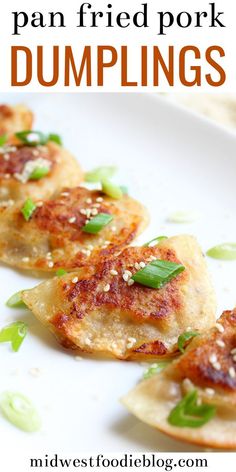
[0,187,148,271]
[0,104,33,138]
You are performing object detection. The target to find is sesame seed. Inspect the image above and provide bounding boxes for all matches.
[37,201,43,207]
[85,209,92,217]
[3,153,10,161]
[110,269,118,276]
[96,197,103,203]
[127,279,134,286]
[103,284,110,292]
[149,255,157,261]
[86,198,92,204]
[48,261,54,268]
[231,348,236,355]
[205,388,215,396]
[213,362,221,371]
[215,323,224,333]
[22,257,29,263]
[61,191,69,197]
[81,249,91,256]
[93,203,101,208]
[4,173,10,179]
[127,337,136,349]
[134,262,140,270]
[85,338,91,346]
[216,339,225,348]
[80,209,87,215]
[68,216,76,223]
[111,226,117,232]
[123,273,129,282]
[125,270,132,277]
[72,277,78,284]
[229,367,236,378]
[139,262,146,268]
[32,149,40,157]
[209,353,217,364]
[91,208,98,216]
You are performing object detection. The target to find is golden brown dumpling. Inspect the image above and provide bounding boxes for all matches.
[123,309,236,450]
[22,235,216,358]
[0,187,148,271]
[0,104,33,138]
[0,141,83,206]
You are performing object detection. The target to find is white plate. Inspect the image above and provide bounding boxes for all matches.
[1,93,236,454]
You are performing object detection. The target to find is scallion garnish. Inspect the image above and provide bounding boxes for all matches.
[132,260,185,289]
[143,236,168,247]
[0,392,41,432]
[167,211,200,224]
[143,361,171,379]
[48,133,62,145]
[6,291,26,308]
[56,269,67,277]
[0,134,7,146]
[82,213,113,234]
[15,130,62,147]
[21,198,36,221]
[102,179,123,199]
[168,390,216,428]
[207,243,236,260]
[0,321,28,352]
[178,331,199,354]
[29,167,50,180]
[85,166,117,183]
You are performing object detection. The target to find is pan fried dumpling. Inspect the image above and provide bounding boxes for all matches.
[0,104,33,139]
[0,141,83,206]
[22,235,216,358]
[123,309,236,450]
[0,187,148,271]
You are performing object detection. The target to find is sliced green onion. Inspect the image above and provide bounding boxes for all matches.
[85,166,117,183]
[168,390,216,428]
[120,185,128,195]
[132,260,185,289]
[0,392,41,432]
[56,269,67,277]
[48,133,62,146]
[207,243,236,260]
[0,134,7,146]
[0,322,28,352]
[143,236,168,247]
[15,130,48,146]
[143,361,171,379]
[82,213,113,234]
[29,167,50,180]
[6,291,26,309]
[178,331,199,354]
[102,179,123,199]
[21,198,36,221]
[167,211,200,224]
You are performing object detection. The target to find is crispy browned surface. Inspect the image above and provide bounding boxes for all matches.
[123,309,236,450]
[0,142,83,204]
[0,104,33,137]
[0,187,148,271]
[174,309,236,392]
[22,235,216,359]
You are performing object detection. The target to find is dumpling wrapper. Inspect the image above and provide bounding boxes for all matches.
[0,187,148,272]
[0,141,83,206]
[123,309,236,449]
[22,235,216,358]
